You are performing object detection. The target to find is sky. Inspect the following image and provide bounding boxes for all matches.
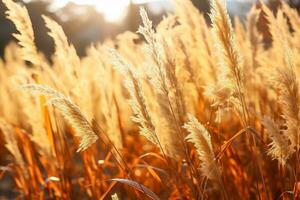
[24,0,257,23]
[24,0,172,23]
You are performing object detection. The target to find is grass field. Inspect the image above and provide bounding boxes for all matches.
[0,0,300,199]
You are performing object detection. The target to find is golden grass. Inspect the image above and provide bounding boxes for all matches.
[1,0,300,199]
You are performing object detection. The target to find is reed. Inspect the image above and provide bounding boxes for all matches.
[1,0,300,199]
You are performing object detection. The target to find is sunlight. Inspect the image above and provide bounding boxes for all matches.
[94,0,130,23]
[49,0,168,23]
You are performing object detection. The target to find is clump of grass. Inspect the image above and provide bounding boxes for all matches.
[184,114,219,180]
[22,84,98,152]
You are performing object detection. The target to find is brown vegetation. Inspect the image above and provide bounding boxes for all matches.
[1,0,300,199]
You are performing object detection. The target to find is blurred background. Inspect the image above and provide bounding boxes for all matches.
[0,0,299,58]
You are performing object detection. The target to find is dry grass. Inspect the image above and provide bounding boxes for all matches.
[1,0,300,199]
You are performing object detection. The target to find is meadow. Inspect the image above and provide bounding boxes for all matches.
[0,0,300,199]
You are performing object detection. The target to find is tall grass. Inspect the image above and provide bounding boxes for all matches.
[1,0,300,199]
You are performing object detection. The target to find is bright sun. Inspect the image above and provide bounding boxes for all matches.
[50,0,167,23]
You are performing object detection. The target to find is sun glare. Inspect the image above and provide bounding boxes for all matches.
[95,0,130,22]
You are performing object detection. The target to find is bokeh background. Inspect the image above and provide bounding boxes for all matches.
[0,0,299,58]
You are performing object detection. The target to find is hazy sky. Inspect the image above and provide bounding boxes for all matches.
[24,0,172,22]
[24,0,257,23]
